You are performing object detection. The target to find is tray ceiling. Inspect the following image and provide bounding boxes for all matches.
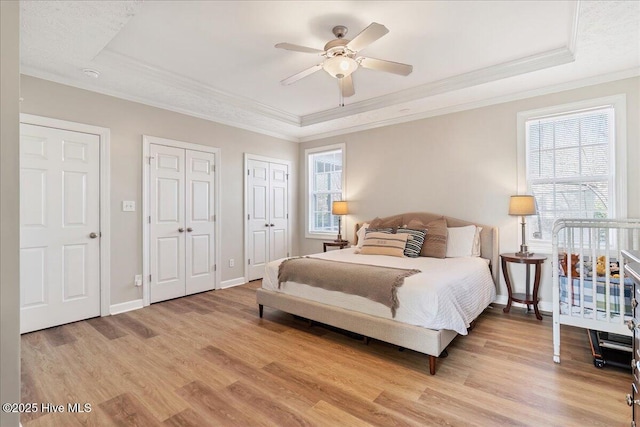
[20,1,640,141]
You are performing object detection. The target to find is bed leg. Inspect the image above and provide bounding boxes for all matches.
[429,355,437,375]
[363,336,370,345]
[258,304,263,318]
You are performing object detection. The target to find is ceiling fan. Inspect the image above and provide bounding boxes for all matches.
[275,23,413,103]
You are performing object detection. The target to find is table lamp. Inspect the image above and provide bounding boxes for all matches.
[509,195,537,257]
[332,201,348,242]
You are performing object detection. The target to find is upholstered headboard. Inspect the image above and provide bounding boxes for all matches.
[354,212,499,286]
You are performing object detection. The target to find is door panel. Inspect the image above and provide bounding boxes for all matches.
[185,150,216,295]
[246,158,289,280]
[150,144,185,303]
[247,160,270,280]
[269,162,289,262]
[20,124,100,333]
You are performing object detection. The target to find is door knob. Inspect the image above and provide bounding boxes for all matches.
[627,319,638,331]
[627,394,640,406]
[178,228,185,233]
[270,224,275,227]
[265,224,270,227]
[89,232,98,239]
[187,227,193,232]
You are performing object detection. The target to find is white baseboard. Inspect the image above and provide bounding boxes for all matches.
[220,277,246,289]
[110,299,144,315]
[493,294,553,314]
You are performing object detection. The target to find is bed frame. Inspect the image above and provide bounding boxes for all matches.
[257,212,499,375]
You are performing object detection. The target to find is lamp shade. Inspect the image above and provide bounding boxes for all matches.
[509,195,537,216]
[323,56,358,78]
[332,200,349,215]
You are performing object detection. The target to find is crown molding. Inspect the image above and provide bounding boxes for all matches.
[298,67,640,142]
[301,46,576,127]
[97,49,301,126]
[19,66,300,142]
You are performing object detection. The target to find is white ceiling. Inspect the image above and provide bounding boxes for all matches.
[20,1,640,142]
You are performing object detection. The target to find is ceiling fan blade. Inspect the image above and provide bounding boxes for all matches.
[346,22,389,52]
[340,75,355,97]
[280,64,323,85]
[358,57,413,76]
[275,43,324,54]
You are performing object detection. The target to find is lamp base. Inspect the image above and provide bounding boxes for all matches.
[515,244,533,257]
[334,233,347,242]
[515,251,534,257]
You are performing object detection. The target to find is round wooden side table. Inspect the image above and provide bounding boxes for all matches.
[501,253,547,320]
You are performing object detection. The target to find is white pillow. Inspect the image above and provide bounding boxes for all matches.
[356,223,370,248]
[446,225,480,258]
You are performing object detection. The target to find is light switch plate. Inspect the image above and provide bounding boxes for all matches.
[122,201,135,212]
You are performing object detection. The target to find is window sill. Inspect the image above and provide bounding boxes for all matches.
[305,232,339,240]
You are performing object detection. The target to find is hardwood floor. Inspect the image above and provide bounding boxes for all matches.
[21,281,629,426]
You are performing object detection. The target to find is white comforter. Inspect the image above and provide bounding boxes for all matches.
[262,248,496,335]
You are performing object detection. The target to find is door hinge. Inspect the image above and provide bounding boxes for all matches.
[247,169,250,176]
[213,264,217,272]
[149,274,152,282]
[213,214,216,222]
[248,259,251,265]
[286,213,289,219]
[247,214,250,220]
[287,252,290,257]
[286,173,289,180]
[212,165,215,172]
[148,156,154,165]
[148,216,151,224]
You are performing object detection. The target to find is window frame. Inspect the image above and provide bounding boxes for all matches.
[305,143,346,240]
[516,94,627,253]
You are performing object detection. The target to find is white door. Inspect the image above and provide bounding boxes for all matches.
[149,144,186,303]
[269,162,289,261]
[185,150,216,295]
[20,124,101,333]
[149,144,216,303]
[246,158,289,281]
[247,159,270,281]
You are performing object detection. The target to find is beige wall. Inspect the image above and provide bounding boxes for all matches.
[1,2,21,426]
[299,77,640,306]
[20,76,298,305]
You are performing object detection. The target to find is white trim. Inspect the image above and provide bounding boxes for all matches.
[302,47,576,127]
[244,153,293,283]
[220,277,247,289]
[19,114,111,317]
[494,294,553,314]
[516,94,628,253]
[109,299,143,315]
[142,135,221,306]
[304,143,347,240]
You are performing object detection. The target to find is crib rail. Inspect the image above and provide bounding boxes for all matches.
[552,218,640,363]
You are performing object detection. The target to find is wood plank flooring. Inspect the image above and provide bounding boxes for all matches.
[21,281,630,426]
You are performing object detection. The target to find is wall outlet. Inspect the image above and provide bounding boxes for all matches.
[229,259,235,267]
[134,274,142,287]
[122,201,136,212]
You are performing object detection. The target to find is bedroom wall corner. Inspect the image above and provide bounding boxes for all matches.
[0,2,22,426]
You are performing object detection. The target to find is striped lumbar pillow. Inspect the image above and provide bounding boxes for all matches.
[396,228,427,258]
[359,231,409,257]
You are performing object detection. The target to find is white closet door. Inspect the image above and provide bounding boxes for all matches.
[185,150,216,295]
[150,144,186,303]
[247,159,270,281]
[269,162,289,261]
[20,124,100,333]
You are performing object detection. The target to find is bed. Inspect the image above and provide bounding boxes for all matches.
[257,212,499,374]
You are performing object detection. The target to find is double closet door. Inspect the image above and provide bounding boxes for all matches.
[247,158,289,281]
[149,144,216,303]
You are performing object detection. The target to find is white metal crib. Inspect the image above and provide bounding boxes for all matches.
[552,218,640,363]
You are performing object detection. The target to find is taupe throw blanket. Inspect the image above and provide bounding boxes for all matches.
[278,257,420,317]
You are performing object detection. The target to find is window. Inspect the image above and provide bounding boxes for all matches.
[306,144,345,237]
[518,95,626,249]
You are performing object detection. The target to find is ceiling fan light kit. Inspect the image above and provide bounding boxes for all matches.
[276,22,413,104]
[323,56,358,78]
